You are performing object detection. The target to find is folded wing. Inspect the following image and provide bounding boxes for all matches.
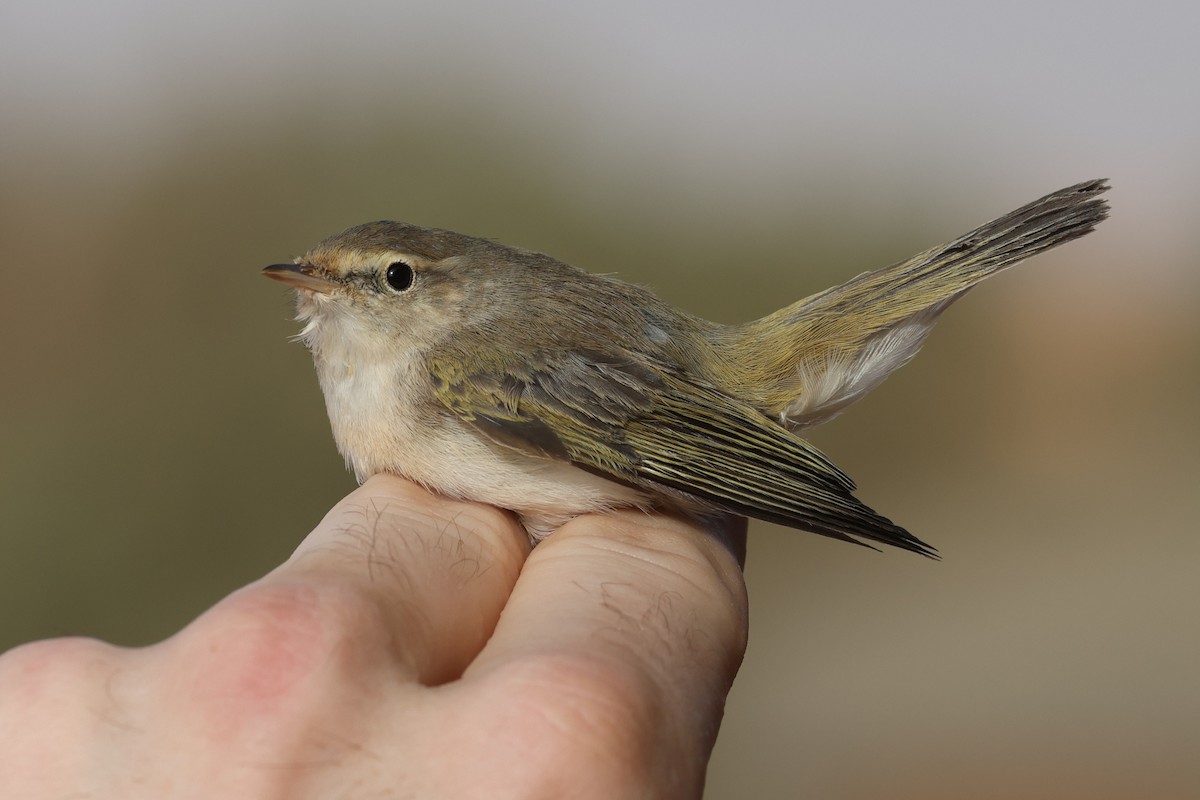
[431,348,937,556]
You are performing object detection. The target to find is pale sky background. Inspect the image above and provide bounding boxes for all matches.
[3,1,1197,202]
[2,2,1198,797]
[3,1,1197,284]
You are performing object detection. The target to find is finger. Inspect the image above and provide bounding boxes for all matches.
[262,474,529,684]
[462,511,748,794]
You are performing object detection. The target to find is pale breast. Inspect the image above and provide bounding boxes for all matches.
[308,308,651,540]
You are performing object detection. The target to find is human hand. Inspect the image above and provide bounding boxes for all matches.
[0,474,748,799]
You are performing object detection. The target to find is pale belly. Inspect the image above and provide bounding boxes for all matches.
[319,353,651,540]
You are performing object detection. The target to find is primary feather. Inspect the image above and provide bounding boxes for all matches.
[430,347,932,554]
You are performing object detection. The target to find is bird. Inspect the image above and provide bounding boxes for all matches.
[264,179,1109,557]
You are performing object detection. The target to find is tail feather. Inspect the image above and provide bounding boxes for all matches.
[731,180,1110,428]
[860,179,1110,318]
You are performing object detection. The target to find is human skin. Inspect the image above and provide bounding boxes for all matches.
[0,475,748,799]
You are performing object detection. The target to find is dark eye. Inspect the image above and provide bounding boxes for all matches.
[385,261,414,292]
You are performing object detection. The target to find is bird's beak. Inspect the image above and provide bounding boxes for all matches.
[262,263,340,293]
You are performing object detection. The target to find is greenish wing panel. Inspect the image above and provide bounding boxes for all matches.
[430,349,935,555]
[430,349,646,476]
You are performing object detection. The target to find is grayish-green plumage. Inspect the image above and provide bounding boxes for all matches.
[265,180,1110,557]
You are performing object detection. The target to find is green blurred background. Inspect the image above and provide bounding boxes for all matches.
[2,1,1197,796]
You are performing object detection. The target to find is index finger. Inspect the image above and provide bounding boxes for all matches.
[267,474,530,683]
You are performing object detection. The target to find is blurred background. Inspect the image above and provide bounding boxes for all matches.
[2,1,1197,796]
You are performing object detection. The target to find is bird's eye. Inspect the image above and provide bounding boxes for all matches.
[385,261,414,292]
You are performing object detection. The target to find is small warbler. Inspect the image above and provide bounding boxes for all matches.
[265,180,1109,557]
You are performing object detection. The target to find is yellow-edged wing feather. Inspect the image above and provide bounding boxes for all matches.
[431,347,936,556]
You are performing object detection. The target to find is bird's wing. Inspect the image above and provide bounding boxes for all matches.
[429,347,936,556]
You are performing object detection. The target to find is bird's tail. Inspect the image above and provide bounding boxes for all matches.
[729,179,1110,428]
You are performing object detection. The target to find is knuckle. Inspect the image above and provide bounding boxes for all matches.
[165,581,389,726]
[0,636,120,705]
[0,637,126,752]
